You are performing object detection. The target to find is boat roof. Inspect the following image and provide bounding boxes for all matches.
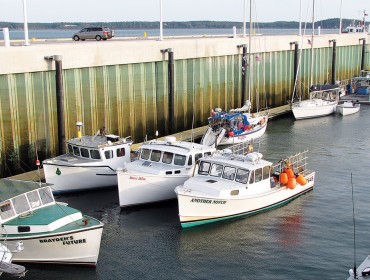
[200,151,272,169]
[0,179,52,202]
[67,135,132,149]
[309,84,341,92]
[140,139,215,154]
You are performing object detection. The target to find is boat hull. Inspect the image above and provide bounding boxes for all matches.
[0,222,103,266]
[292,101,337,120]
[219,120,268,145]
[118,172,190,208]
[43,163,117,193]
[176,172,315,228]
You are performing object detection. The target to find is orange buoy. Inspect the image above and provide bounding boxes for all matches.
[296,174,307,185]
[284,168,295,178]
[279,172,288,185]
[287,177,297,189]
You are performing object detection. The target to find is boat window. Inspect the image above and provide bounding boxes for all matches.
[174,154,186,166]
[116,148,126,157]
[67,144,73,155]
[39,187,54,205]
[73,146,80,156]
[198,161,211,175]
[0,200,15,220]
[236,169,250,184]
[162,152,173,164]
[90,149,101,159]
[140,148,150,160]
[230,190,239,196]
[255,168,263,183]
[27,190,42,209]
[222,166,236,181]
[187,155,192,166]
[249,170,255,184]
[105,150,113,159]
[210,164,223,177]
[195,153,203,161]
[12,194,30,214]
[263,166,270,180]
[150,150,161,162]
[80,148,90,158]
[204,152,212,157]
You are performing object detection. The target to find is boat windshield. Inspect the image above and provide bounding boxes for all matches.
[0,186,55,222]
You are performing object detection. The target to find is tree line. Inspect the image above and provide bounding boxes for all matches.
[0,19,365,30]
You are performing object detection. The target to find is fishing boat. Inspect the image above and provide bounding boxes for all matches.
[0,179,104,266]
[336,101,360,116]
[117,136,215,208]
[200,105,269,147]
[350,70,370,95]
[0,242,26,277]
[292,84,343,120]
[175,143,315,228]
[348,256,370,279]
[43,122,132,193]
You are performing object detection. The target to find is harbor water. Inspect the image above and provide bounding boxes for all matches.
[3,107,370,280]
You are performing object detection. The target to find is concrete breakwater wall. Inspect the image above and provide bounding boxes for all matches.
[0,33,368,176]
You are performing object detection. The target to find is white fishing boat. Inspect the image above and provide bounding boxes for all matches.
[0,179,104,266]
[175,144,315,228]
[337,101,360,116]
[0,242,26,277]
[117,136,215,208]
[200,105,269,147]
[43,122,132,193]
[292,84,343,120]
[348,255,370,279]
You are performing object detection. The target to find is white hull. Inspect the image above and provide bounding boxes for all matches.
[176,172,315,227]
[118,172,190,207]
[43,164,117,193]
[1,224,103,266]
[337,102,360,116]
[292,100,337,120]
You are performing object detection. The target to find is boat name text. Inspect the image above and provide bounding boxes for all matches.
[190,198,226,204]
[39,236,87,245]
[129,176,146,181]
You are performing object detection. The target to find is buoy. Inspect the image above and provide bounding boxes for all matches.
[287,177,297,189]
[228,131,234,137]
[284,168,295,178]
[279,172,288,185]
[36,159,40,166]
[296,174,307,185]
[244,125,248,131]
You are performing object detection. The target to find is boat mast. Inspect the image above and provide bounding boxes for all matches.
[310,0,315,86]
[247,0,252,110]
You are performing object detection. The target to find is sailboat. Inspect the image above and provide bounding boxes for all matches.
[291,0,344,120]
[200,0,269,147]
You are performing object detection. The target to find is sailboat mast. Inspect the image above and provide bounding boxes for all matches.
[248,0,252,106]
[310,0,315,86]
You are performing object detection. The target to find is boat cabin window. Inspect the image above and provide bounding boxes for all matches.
[195,153,203,161]
[117,148,126,157]
[73,146,80,156]
[198,161,211,175]
[0,200,16,220]
[39,187,54,205]
[263,166,271,180]
[12,195,30,214]
[141,148,150,160]
[105,150,113,159]
[222,166,236,181]
[162,152,173,164]
[235,169,250,184]
[81,148,90,158]
[174,154,186,166]
[68,144,73,155]
[90,149,101,159]
[255,168,263,183]
[187,155,193,166]
[204,152,212,157]
[27,190,42,209]
[249,170,255,184]
[150,150,161,162]
[210,163,223,177]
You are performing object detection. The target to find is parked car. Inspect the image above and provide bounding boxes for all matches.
[72,27,114,41]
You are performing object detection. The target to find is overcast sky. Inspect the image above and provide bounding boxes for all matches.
[1,0,369,23]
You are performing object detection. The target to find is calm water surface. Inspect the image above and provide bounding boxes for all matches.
[3,107,370,280]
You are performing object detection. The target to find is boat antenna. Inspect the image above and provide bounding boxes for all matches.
[310,0,315,86]
[351,172,358,279]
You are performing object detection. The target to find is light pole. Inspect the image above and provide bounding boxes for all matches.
[23,0,30,46]
[159,0,163,41]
